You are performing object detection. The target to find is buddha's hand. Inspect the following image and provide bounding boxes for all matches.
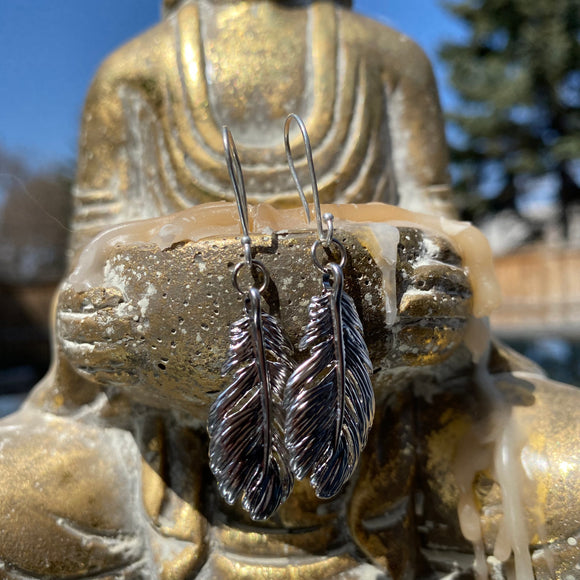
[56,283,146,387]
[55,224,474,400]
[54,240,232,417]
[389,226,473,367]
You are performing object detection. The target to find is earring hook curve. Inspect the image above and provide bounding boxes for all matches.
[222,126,269,294]
[284,114,333,245]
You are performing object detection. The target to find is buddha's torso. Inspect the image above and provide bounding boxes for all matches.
[162,2,391,202]
[73,2,396,250]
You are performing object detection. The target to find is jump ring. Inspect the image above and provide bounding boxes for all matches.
[232,259,270,295]
[311,238,347,273]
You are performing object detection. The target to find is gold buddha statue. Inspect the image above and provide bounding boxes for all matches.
[0,1,578,579]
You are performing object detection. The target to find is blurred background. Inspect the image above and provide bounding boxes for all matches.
[1,0,579,413]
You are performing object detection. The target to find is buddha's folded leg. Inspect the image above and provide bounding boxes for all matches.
[482,376,580,577]
[420,374,580,578]
[0,409,154,578]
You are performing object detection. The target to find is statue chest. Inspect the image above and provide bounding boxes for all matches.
[200,7,310,136]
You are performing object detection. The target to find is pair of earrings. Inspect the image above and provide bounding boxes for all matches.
[207,114,375,521]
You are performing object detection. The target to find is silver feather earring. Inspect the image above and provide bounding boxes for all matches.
[207,127,295,520]
[283,113,375,499]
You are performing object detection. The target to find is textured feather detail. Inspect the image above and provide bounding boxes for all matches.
[285,264,374,499]
[208,288,295,520]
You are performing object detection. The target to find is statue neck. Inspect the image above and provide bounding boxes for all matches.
[164,0,351,15]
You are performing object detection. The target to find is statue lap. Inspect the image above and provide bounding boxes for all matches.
[2,376,578,578]
[2,230,579,578]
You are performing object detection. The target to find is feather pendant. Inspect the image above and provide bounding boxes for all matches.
[208,287,295,520]
[285,263,374,499]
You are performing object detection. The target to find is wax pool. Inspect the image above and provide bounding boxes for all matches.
[69,201,501,321]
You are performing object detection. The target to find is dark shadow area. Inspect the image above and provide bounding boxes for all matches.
[505,338,580,388]
[0,282,57,394]
[0,145,73,397]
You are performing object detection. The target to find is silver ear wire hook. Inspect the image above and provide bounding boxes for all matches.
[284,113,333,245]
[223,126,252,267]
[222,126,269,294]
[284,114,344,272]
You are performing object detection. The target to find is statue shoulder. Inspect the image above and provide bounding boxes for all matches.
[337,8,435,87]
[86,18,175,103]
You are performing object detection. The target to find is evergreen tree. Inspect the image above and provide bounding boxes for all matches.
[440,0,580,234]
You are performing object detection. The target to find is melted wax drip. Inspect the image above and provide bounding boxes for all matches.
[458,318,538,579]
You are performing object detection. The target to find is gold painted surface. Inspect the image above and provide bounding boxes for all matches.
[200,550,363,579]
[417,353,580,578]
[347,387,419,578]
[0,411,147,577]
[4,222,577,578]
[2,0,579,577]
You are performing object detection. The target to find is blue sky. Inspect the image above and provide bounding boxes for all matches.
[0,1,464,170]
